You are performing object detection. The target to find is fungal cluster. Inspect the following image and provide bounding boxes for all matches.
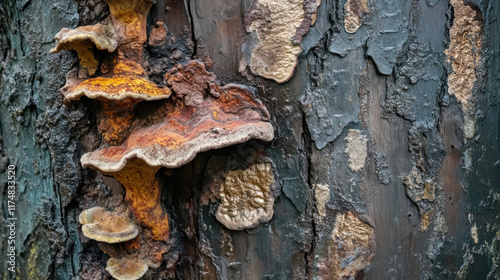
[51,0,274,279]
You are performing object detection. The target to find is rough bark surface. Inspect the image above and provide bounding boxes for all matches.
[0,0,499,279]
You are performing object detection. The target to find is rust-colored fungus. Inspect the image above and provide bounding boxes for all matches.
[52,0,171,145]
[165,61,218,106]
[148,21,168,47]
[79,206,139,243]
[82,62,273,171]
[79,61,274,278]
[66,76,171,145]
[106,257,148,280]
[50,24,117,76]
[86,159,169,241]
[81,61,273,240]
[51,0,276,275]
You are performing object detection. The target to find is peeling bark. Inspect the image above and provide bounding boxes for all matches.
[1,0,499,279]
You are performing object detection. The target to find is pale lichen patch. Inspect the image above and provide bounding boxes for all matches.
[318,212,375,279]
[245,0,320,83]
[471,223,479,244]
[314,184,330,218]
[344,129,368,171]
[403,166,437,232]
[344,0,370,34]
[419,211,433,232]
[445,0,482,139]
[215,163,275,230]
[463,114,476,140]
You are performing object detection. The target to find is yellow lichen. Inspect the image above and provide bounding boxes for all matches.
[67,77,171,101]
[215,163,275,230]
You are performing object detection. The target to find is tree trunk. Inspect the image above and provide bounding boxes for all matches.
[1,0,499,279]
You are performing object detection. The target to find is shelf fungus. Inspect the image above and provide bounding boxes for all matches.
[50,24,117,76]
[81,59,273,239]
[51,0,170,145]
[79,206,139,243]
[98,228,168,280]
[106,257,149,280]
[66,77,171,145]
[81,158,169,241]
[215,163,275,230]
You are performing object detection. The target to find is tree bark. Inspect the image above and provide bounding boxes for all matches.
[1,0,499,279]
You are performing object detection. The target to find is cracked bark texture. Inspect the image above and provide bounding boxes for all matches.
[0,0,499,279]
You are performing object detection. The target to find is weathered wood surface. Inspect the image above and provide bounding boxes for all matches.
[0,0,499,279]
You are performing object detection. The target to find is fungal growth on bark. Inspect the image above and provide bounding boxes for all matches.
[106,257,149,280]
[52,0,274,278]
[70,78,171,145]
[82,61,273,172]
[81,159,170,241]
[77,60,273,279]
[51,0,171,145]
[215,163,275,230]
[50,24,117,76]
[79,206,139,243]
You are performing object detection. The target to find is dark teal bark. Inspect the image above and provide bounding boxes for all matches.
[0,0,499,279]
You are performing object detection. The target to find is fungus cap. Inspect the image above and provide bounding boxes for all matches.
[106,257,148,280]
[64,77,171,102]
[81,83,274,173]
[50,24,117,54]
[50,24,117,76]
[79,207,139,243]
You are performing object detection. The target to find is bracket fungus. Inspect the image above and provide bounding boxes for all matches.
[97,227,168,280]
[79,206,139,243]
[50,24,118,76]
[83,159,169,241]
[51,0,171,145]
[66,77,171,145]
[106,257,149,280]
[81,63,273,241]
[51,1,276,273]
